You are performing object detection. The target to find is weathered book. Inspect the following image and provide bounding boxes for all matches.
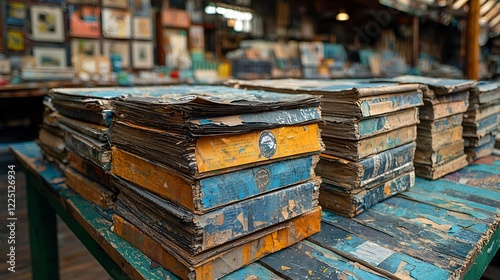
[418,114,463,134]
[319,171,415,217]
[462,113,499,138]
[60,124,111,169]
[38,127,66,160]
[386,75,476,96]
[322,125,417,161]
[113,175,320,255]
[419,94,469,120]
[67,151,112,190]
[464,103,500,124]
[415,140,465,166]
[416,125,463,151]
[464,132,496,148]
[64,167,116,209]
[317,142,415,189]
[111,121,322,176]
[226,79,424,119]
[465,138,496,163]
[59,115,108,141]
[112,147,318,214]
[322,108,419,140]
[112,207,321,280]
[414,154,468,180]
[469,82,500,105]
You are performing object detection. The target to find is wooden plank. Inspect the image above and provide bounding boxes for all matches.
[196,124,321,173]
[415,154,468,180]
[463,220,500,280]
[222,263,284,280]
[259,240,386,280]
[442,165,500,190]
[466,0,480,80]
[112,147,316,213]
[112,207,321,280]
[308,221,452,279]
[321,210,464,271]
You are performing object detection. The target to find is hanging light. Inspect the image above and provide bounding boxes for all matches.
[204,2,216,14]
[336,8,349,21]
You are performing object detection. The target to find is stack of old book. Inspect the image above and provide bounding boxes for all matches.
[389,76,475,179]
[106,86,323,279]
[228,79,423,217]
[37,97,67,172]
[48,88,117,210]
[463,82,500,162]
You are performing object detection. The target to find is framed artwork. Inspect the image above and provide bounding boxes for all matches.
[130,0,150,16]
[102,0,128,8]
[33,47,67,69]
[161,9,190,28]
[33,0,64,3]
[30,5,65,42]
[189,25,205,51]
[132,41,153,69]
[69,5,101,38]
[103,40,130,67]
[71,39,100,56]
[6,1,26,26]
[132,17,152,40]
[6,28,24,51]
[102,8,131,39]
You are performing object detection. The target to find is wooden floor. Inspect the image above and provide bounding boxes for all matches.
[0,165,499,280]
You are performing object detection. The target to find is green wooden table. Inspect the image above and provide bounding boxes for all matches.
[11,141,500,279]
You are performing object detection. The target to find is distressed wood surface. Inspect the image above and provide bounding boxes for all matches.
[10,142,500,280]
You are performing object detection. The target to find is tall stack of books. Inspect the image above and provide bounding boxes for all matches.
[390,76,475,179]
[106,86,323,279]
[37,97,67,172]
[227,79,423,217]
[49,88,117,210]
[463,82,500,161]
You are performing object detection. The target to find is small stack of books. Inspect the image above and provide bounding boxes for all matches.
[463,82,500,161]
[37,97,67,172]
[390,76,475,180]
[106,86,323,279]
[49,88,117,210]
[227,79,424,217]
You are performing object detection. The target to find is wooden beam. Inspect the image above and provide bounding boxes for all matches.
[466,0,480,80]
[412,16,419,67]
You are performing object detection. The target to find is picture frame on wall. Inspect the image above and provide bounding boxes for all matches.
[30,5,65,42]
[102,0,128,9]
[6,1,27,26]
[69,5,101,38]
[103,40,130,68]
[71,38,100,56]
[6,28,24,52]
[132,41,153,69]
[102,8,131,39]
[132,17,152,40]
[33,47,67,69]
[130,0,150,16]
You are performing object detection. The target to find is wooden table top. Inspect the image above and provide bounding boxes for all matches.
[10,141,500,279]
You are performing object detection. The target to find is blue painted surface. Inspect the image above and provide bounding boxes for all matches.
[222,263,283,280]
[359,91,423,117]
[469,113,499,135]
[358,110,418,137]
[200,156,313,210]
[415,177,500,201]
[358,143,414,181]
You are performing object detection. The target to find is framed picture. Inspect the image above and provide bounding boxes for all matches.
[102,8,131,39]
[30,5,65,42]
[103,40,130,67]
[6,1,26,26]
[130,0,150,16]
[161,9,190,28]
[71,38,100,56]
[133,17,152,40]
[102,0,128,8]
[132,41,153,69]
[6,28,24,51]
[189,25,205,51]
[68,0,100,4]
[33,47,67,69]
[69,5,101,38]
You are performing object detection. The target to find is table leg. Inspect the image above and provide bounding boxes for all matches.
[26,174,60,280]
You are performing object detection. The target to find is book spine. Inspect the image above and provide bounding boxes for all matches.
[357,108,419,139]
[358,125,417,159]
[195,124,321,173]
[68,151,111,188]
[415,140,465,166]
[463,113,499,138]
[417,125,463,151]
[359,91,423,118]
[65,132,111,169]
[419,114,463,133]
[420,101,468,120]
[464,104,500,123]
[112,207,321,280]
[65,167,115,209]
[359,142,415,181]
[414,154,468,180]
[465,139,495,162]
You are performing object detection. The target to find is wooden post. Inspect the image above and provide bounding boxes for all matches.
[466,0,480,80]
[412,16,419,67]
